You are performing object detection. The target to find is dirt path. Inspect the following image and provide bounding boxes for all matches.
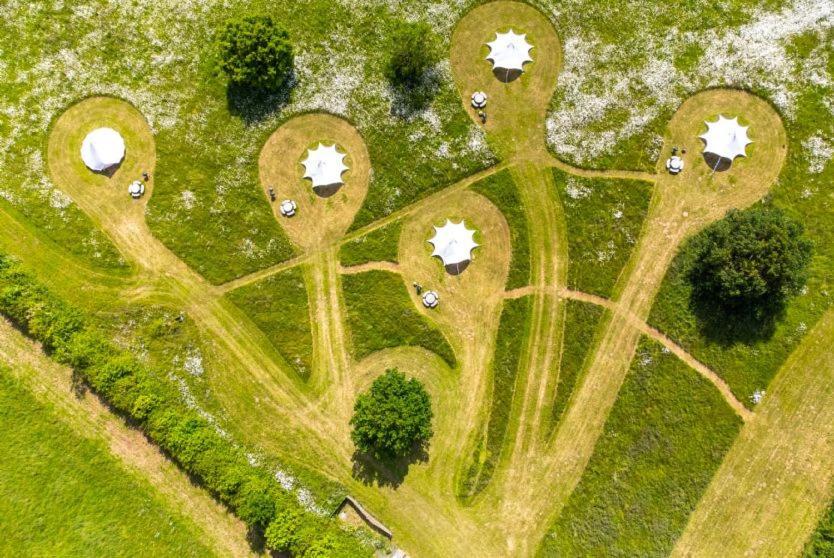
[673,307,834,557]
[340,261,401,275]
[0,319,255,558]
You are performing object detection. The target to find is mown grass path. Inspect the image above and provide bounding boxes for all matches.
[672,307,834,558]
[4,3,816,557]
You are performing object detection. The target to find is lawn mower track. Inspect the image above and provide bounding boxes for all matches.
[4,1,829,556]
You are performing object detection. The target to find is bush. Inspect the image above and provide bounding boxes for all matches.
[0,254,371,556]
[351,369,433,460]
[690,206,812,316]
[216,15,294,91]
[385,22,440,88]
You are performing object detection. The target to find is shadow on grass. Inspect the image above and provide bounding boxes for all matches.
[226,74,295,126]
[689,290,783,346]
[389,70,441,119]
[351,444,429,489]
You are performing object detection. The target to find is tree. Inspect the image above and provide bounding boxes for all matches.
[350,369,433,460]
[689,206,812,315]
[216,15,294,91]
[385,22,440,88]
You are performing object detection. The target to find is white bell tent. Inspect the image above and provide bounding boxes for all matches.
[81,127,125,172]
[486,30,533,80]
[301,144,348,188]
[428,219,479,274]
[699,115,752,171]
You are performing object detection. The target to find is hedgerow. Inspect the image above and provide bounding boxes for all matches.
[471,170,531,289]
[0,253,370,557]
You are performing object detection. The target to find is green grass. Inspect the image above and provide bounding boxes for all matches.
[459,295,531,500]
[226,267,313,380]
[341,270,455,367]
[552,168,652,298]
[471,169,531,289]
[648,232,829,407]
[339,220,403,266]
[0,367,215,558]
[805,498,834,557]
[540,337,742,557]
[550,299,605,430]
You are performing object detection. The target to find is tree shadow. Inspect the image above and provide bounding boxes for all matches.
[689,289,783,346]
[351,444,429,489]
[226,72,295,126]
[389,68,441,119]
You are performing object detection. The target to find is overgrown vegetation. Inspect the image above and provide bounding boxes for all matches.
[552,168,652,297]
[541,337,742,556]
[341,270,456,367]
[339,221,403,267]
[805,498,834,557]
[351,369,433,460]
[0,254,371,557]
[385,21,442,112]
[550,300,605,430]
[471,170,531,289]
[227,267,313,380]
[216,15,294,91]
[459,296,531,501]
[0,368,214,557]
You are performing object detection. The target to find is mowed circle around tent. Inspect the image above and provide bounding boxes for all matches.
[48,97,156,223]
[450,1,562,159]
[397,189,510,347]
[259,113,370,250]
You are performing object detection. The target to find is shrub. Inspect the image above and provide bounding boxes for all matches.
[689,206,812,316]
[350,369,433,460]
[216,15,294,91]
[385,22,440,88]
[0,255,371,556]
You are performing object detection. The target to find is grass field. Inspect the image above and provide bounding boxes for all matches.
[342,270,456,367]
[1,0,834,556]
[549,299,605,431]
[227,267,314,380]
[552,169,653,298]
[0,367,217,557]
[541,338,742,556]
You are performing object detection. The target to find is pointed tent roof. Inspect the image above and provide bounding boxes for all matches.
[81,127,125,172]
[486,30,533,72]
[699,115,752,161]
[301,144,348,188]
[428,219,479,268]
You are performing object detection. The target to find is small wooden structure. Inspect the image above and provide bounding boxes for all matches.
[334,496,393,540]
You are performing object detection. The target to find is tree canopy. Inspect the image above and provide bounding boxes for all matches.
[350,369,433,460]
[689,206,812,315]
[216,15,294,91]
[385,22,441,88]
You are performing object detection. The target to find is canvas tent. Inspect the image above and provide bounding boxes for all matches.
[301,144,348,189]
[428,219,479,275]
[81,127,125,172]
[699,115,752,171]
[486,30,533,81]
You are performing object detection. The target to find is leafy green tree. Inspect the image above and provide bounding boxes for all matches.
[385,22,440,87]
[216,15,294,91]
[350,369,433,459]
[690,206,812,314]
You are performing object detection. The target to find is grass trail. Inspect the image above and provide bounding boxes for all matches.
[672,307,834,558]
